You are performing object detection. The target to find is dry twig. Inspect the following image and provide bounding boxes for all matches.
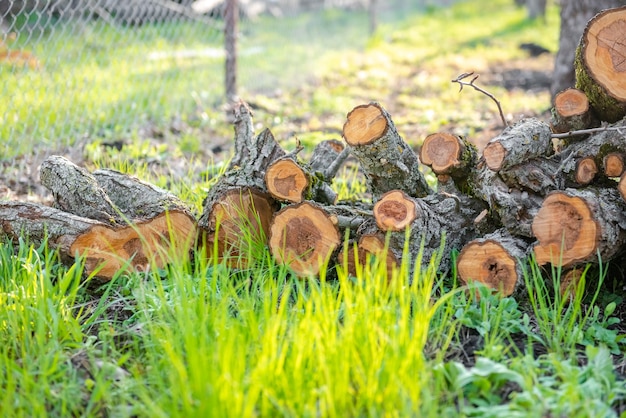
[452,72,508,128]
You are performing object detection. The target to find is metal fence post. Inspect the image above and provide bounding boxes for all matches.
[224,0,238,103]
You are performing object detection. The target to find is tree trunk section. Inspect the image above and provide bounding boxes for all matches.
[550,88,594,135]
[268,201,341,277]
[575,6,626,123]
[342,102,431,199]
[457,229,530,296]
[0,202,195,281]
[482,118,553,172]
[532,188,626,267]
[265,157,337,205]
[419,132,478,183]
[373,190,487,274]
[198,102,286,267]
[551,0,623,99]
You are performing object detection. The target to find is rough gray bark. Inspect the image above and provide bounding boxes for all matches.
[40,155,121,225]
[93,169,195,221]
[471,165,544,238]
[309,139,349,181]
[482,118,553,172]
[457,229,531,296]
[342,102,432,199]
[551,0,623,99]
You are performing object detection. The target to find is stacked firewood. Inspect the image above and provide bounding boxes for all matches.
[3,7,626,296]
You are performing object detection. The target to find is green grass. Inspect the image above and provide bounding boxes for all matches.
[2,1,626,417]
[1,228,624,416]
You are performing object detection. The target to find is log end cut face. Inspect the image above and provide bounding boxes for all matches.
[554,88,590,117]
[71,212,196,280]
[338,234,398,280]
[205,189,277,268]
[269,202,340,277]
[420,133,462,175]
[343,103,388,146]
[532,193,597,267]
[604,153,624,177]
[584,8,626,101]
[373,190,417,232]
[457,240,517,296]
[265,159,308,203]
[483,142,505,171]
[575,158,598,185]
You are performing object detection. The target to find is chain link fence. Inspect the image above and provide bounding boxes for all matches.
[0,0,433,159]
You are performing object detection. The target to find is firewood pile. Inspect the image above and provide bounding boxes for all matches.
[3,7,626,297]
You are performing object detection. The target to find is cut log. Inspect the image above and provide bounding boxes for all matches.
[268,201,340,277]
[198,102,286,266]
[575,157,598,185]
[419,132,478,182]
[203,188,278,268]
[457,229,530,296]
[0,202,195,281]
[342,102,431,199]
[39,156,121,225]
[482,118,553,172]
[264,157,337,205]
[265,157,309,203]
[532,188,626,267]
[575,6,626,123]
[603,152,624,177]
[337,233,398,280]
[471,165,543,237]
[372,190,486,273]
[373,190,417,231]
[550,88,594,134]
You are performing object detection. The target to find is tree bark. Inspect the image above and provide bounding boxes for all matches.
[551,0,623,100]
[372,190,487,274]
[40,155,121,225]
[575,6,626,123]
[92,168,195,222]
[342,102,432,199]
[482,118,553,172]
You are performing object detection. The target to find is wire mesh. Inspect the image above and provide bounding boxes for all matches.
[0,0,434,159]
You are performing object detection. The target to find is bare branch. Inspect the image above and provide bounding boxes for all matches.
[452,72,508,127]
[550,125,626,139]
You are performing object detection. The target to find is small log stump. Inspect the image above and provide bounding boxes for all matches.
[604,153,625,177]
[550,88,594,134]
[532,188,626,267]
[457,229,530,296]
[482,118,553,172]
[342,102,431,199]
[268,201,341,277]
[575,6,626,123]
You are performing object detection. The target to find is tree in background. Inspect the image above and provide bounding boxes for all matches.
[551,0,624,99]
